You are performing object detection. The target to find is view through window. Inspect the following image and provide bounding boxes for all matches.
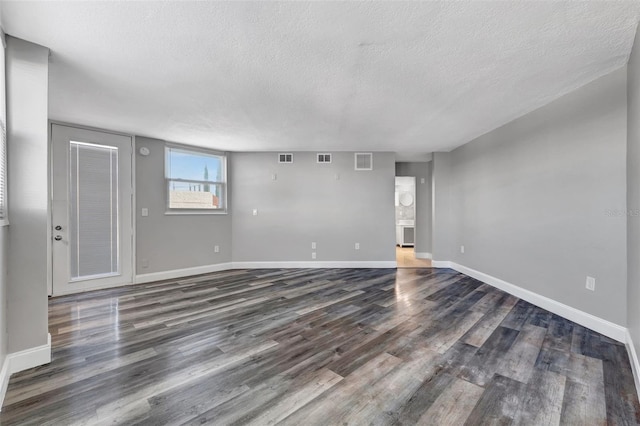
[165,146,226,211]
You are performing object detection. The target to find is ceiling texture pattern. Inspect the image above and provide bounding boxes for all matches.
[3,1,640,155]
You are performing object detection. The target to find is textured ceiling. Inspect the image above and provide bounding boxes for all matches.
[2,1,640,154]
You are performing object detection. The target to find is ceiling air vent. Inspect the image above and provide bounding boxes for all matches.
[317,153,332,164]
[278,153,293,163]
[354,153,373,171]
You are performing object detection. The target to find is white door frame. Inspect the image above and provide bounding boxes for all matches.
[49,121,136,296]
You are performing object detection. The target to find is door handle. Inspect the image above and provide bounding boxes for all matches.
[54,235,62,241]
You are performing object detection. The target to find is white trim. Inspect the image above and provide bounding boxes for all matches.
[626,330,640,400]
[278,153,293,163]
[131,135,137,289]
[0,354,9,412]
[8,333,52,375]
[135,262,234,284]
[53,281,130,297]
[434,261,626,342]
[136,261,397,284]
[0,334,52,410]
[316,153,332,164]
[414,252,432,259]
[232,261,397,269]
[164,210,228,216]
[354,152,373,170]
[431,260,451,268]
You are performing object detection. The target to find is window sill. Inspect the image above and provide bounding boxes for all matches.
[164,210,228,216]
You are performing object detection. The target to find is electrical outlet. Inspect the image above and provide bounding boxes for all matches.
[253,209,258,216]
[141,259,149,268]
[312,252,316,259]
[271,173,277,181]
[355,242,360,250]
[586,276,596,291]
[311,242,316,249]
[141,208,149,217]
[420,178,425,184]
[460,245,465,254]
[214,245,220,253]
[335,173,340,180]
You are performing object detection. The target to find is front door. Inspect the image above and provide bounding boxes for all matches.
[51,124,133,295]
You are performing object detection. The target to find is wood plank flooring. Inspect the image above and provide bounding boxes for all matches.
[1,268,639,425]
[396,246,432,268]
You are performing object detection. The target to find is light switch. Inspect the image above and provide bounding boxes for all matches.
[141,208,149,217]
[253,209,258,216]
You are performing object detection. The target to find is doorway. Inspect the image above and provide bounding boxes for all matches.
[51,124,133,295]
[395,175,431,268]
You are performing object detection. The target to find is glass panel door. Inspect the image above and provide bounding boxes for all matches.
[51,124,133,295]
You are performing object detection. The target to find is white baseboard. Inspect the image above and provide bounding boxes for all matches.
[431,260,452,268]
[0,333,52,411]
[433,260,627,343]
[626,330,640,400]
[53,281,130,296]
[135,263,234,284]
[414,252,432,259]
[8,333,52,375]
[135,261,397,284]
[232,261,397,269]
[0,354,9,412]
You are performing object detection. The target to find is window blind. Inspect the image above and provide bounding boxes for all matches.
[0,120,6,219]
[0,32,6,220]
[69,142,119,279]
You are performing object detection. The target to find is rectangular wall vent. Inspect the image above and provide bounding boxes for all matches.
[278,153,293,163]
[317,153,332,163]
[354,153,373,170]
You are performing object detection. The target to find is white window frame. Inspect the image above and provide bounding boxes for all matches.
[317,153,332,164]
[165,144,228,215]
[354,152,373,171]
[278,153,293,163]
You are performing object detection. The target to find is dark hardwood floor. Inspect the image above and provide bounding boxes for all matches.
[1,268,639,425]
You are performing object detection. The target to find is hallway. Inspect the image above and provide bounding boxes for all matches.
[396,246,431,268]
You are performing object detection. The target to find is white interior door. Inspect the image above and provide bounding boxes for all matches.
[51,124,133,295]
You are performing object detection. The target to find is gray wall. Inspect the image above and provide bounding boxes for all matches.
[232,152,395,262]
[628,27,640,354]
[6,36,50,352]
[437,67,628,325]
[395,161,432,255]
[135,136,232,274]
[432,151,455,262]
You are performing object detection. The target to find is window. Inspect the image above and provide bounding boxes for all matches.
[278,153,293,163]
[317,153,332,163]
[354,152,373,170]
[70,141,119,279]
[165,145,227,212]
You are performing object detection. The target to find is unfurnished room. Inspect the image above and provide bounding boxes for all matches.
[1,1,640,424]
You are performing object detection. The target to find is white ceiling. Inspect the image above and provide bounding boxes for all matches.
[2,1,640,155]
